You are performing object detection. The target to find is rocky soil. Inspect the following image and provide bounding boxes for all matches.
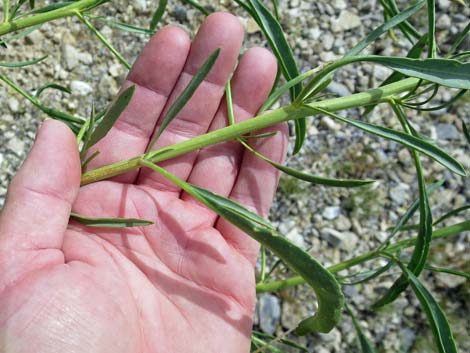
[0,1,469,352]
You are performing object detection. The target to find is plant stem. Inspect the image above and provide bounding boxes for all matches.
[3,0,9,23]
[255,221,470,293]
[75,11,131,70]
[81,77,420,185]
[0,0,105,37]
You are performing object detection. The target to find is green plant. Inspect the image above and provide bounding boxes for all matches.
[1,0,469,352]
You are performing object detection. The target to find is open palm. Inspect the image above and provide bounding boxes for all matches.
[0,13,288,353]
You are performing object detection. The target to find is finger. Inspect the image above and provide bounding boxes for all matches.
[86,26,191,183]
[137,12,244,193]
[181,48,278,221]
[0,120,81,252]
[216,123,289,266]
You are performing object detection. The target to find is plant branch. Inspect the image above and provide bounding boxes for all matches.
[0,0,106,37]
[3,0,9,23]
[255,221,470,293]
[81,77,420,185]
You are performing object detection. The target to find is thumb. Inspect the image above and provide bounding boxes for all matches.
[0,119,81,253]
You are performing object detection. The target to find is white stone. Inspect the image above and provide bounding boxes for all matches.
[331,11,361,32]
[109,63,123,78]
[7,97,19,112]
[70,80,93,96]
[322,206,341,220]
[286,227,306,248]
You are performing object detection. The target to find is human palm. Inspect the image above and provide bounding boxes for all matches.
[0,13,287,353]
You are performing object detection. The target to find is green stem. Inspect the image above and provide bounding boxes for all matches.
[81,77,420,185]
[75,11,131,70]
[3,0,9,23]
[255,221,470,293]
[0,0,104,37]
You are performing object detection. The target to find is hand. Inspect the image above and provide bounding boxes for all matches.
[0,13,287,353]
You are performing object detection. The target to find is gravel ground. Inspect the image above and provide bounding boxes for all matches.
[0,1,469,352]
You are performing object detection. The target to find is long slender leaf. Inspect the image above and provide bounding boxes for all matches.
[364,34,428,116]
[338,262,394,286]
[85,85,135,148]
[346,0,425,57]
[86,15,154,35]
[252,331,309,352]
[345,304,376,353]
[426,0,437,58]
[140,160,344,334]
[0,55,47,68]
[396,262,458,353]
[462,118,470,144]
[259,68,321,113]
[150,0,167,31]
[181,0,210,16]
[448,21,470,55]
[305,106,466,176]
[0,25,42,46]
[434,205,470,226]
[35,83,71,99]
[374,102,433,308]
[70,212,153,228]
[425,265,470,279]
[244,0,305,153]
[241,140,375,188]
[364,56,470,89]
[380,180,443,248]
[29,1,74,14]
[146,49,220,151]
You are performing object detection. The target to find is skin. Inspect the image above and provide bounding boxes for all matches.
[0,13,288,353]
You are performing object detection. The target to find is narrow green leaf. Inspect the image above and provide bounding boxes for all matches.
[29,0,35,9]
[86,15,154,35]
[252,331,309,352]
[259,68,321,113]
[425,265,470,279]
[396,262,458,353]
[426,0,437,58]
[29,1,74,14]
[0,25,42,46]
[70,212,153,228]
[374,102,433,308]
[35,83,71,99]
[364,56,470,89]
[150,0,167,31]
[434,205,470,226]
[379,0,422,41]
[225,80,235,125]
[245,0,305,153]
[346,0,425,57]
[364,34,428,115]
[0,54,47,68]
[250,335,285,353]
[380,180,443,248]
[338,262,394,286]
[462,118,470,144]
[147,49,220,151]
[345,304,376,353]
[181,0,210,16]
[305,106,466,176]
[140,160,344,334]
[448,21,470,55]
[85,85,135,148]
[241,140,375,188]
[405,89,468,112]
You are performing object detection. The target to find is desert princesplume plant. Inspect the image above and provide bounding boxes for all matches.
[1,0,469,352]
